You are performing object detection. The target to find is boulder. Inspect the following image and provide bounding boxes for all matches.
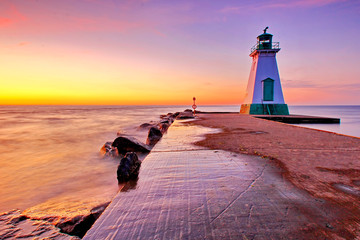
[160,119,170,124]
[56,202,110,238]
[157,122,170,133]
[112,136,150,155]
[138,122,155,130]
[0,210,76,240]
[100,142,118,157]
[177,115,195,119]
[146,127,163,145]
[117,152,141,182]
[168,112,179,123]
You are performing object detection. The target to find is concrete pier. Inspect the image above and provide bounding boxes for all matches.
[194,111,341,123]
[254,114,340,123]
[84,119,351,239]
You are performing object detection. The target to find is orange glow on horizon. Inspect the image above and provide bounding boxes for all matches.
[0,88,245,106]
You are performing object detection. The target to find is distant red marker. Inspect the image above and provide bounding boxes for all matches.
[192,97,197,115]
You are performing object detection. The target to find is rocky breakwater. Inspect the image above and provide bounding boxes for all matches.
[101,112,179,156]
[80,112,179,226]
[102,112,179,182]
[102,112,178,153]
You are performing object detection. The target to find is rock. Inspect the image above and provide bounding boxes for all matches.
[117,152,141,182]
[55,202,109,238]
[120,178,139,192]
[168,112,179,123]
[112,136,150,155]
[177,111,196,120]
[157,123,170,133]
[160,119,170,124]
[0,210,77,240]
[177,115,195,119]
[100,142,118,157]
[146,127,163,145]
[138,123,155,130]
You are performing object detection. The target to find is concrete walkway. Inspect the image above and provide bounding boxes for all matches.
[84,120,340,239]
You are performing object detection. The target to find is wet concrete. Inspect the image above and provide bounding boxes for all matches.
[84,120,346,239]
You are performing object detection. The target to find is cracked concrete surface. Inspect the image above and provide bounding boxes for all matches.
[84,120,347,239]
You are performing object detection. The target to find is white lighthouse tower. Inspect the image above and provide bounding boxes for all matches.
[240,27,289,115]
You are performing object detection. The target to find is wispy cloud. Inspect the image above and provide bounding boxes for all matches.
[0,1,207,37]
[0,4,26,28]
[282,79,318,88]
[0,17,11,26]
[18,41,29,46]
[0,2,153,35]
[220,0,347,14]
[266,0,347,8]
[71,16,145,33]
[282,79,360,90]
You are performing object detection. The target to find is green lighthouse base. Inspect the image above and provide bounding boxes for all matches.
[240,104,289,115]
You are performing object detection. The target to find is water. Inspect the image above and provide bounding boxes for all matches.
[289,105,360,138]
[196,105,360,138]
[0,105,358,220]
[0,105,186,219]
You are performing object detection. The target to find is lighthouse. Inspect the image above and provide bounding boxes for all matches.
[240,27,289,115]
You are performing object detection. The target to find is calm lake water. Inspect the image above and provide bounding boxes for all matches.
[0,105,187,219]
[289,105,360,138]
[0,105,358,219]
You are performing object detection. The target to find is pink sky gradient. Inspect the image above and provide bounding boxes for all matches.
[0,0,359,105]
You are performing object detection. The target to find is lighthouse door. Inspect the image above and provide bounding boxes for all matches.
[262,78,274,101]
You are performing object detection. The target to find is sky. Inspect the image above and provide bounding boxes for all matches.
[0,0,359,105]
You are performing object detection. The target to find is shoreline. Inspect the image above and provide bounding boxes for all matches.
[187,113,360,236]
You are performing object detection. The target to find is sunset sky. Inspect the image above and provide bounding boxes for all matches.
[0,0,359,105]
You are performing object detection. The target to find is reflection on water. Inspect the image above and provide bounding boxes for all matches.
[120,178,139,192]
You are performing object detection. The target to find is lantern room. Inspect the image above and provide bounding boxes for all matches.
[257,27,273,50]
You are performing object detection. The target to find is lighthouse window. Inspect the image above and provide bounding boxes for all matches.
[262,78,274,101]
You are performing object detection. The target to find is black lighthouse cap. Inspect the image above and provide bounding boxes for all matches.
[257,26,273,41]
[256,26,273,50]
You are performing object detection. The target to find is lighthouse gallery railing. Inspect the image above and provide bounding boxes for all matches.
[250,42,280,53]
